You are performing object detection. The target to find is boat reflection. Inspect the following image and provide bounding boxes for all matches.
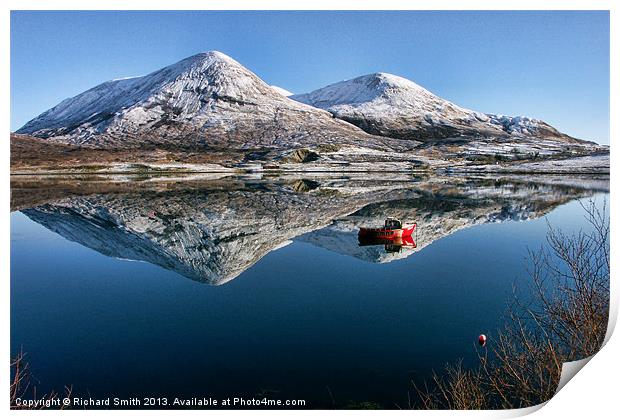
[358,234,417,254]
[358,217,416,240]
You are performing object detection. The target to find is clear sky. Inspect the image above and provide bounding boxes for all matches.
[11,10,609,144]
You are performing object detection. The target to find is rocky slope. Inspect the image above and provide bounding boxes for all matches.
[19,176,601,285]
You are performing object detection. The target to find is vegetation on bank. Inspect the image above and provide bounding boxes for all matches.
[412,199,610,409]
[10,349,72,409]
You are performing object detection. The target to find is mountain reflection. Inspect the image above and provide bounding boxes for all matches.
[13,175,607,285]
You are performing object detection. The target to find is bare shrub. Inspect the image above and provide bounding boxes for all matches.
[10,349,72,410]
[413,199,609,409]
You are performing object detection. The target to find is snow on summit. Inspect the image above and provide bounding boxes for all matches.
[292,72,436,108]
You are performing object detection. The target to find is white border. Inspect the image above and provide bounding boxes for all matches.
[2,1,617,419]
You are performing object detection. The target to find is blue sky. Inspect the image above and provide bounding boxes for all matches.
[11,11,609,144]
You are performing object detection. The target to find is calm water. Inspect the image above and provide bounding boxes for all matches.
[10,175,608,408]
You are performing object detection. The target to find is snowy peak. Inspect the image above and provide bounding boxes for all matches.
[162,51,274,97]
[292,72,434,109]
[291,71,482,121]
[19,51,275,135]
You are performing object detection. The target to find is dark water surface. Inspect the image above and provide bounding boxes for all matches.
[10,175,609,408]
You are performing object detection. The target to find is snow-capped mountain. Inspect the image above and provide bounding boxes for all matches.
[17,51,371,149]
[14,51,605,173]
[291,72,581,142]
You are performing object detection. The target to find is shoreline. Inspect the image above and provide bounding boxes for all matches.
[9,168,610,176]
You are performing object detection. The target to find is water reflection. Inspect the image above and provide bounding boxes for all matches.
[12,174,608,285]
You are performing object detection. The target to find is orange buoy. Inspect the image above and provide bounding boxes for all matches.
[478,334,487,346]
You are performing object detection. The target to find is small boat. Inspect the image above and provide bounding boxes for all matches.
[358,218,417,240]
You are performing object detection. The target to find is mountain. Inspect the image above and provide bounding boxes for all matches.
[16,51,379,150]
[291,72,585,142]
[13,52,607,174]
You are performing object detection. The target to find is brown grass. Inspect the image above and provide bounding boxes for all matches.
[10,133,246,173]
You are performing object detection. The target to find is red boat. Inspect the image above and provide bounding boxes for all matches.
[358,218,417,240]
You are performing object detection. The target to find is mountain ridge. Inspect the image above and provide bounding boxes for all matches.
[290,72,583,142]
